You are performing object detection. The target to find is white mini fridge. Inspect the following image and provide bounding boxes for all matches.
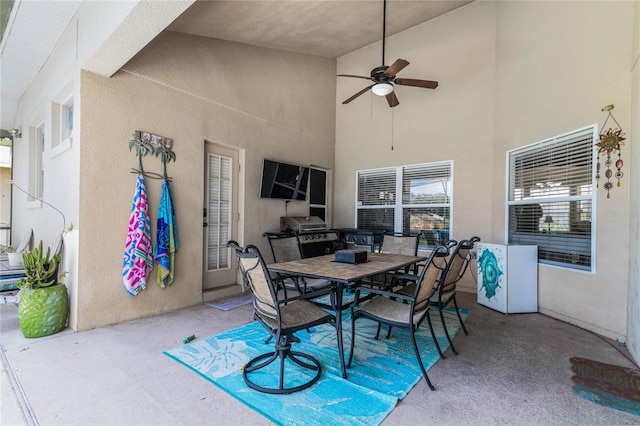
[476,243,538,313]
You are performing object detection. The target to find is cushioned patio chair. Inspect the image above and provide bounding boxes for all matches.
[367,232,420,290]
[263,232,333,295]
[228,241,338,394]
[347,244,451,391]
[429,236,480,354]
[396,236,479,355]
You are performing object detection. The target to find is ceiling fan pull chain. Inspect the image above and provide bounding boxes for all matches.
[391,107,395,151]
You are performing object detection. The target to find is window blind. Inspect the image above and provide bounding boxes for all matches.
[356,161,453,248]
[508,126,595,271]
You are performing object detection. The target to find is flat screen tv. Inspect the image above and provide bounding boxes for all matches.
[260,159,310,201]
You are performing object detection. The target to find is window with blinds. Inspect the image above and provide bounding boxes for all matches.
[507,125,596,271]
[356,161,452,248]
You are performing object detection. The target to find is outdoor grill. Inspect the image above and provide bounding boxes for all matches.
[279,216,343,258]
[280,216,328,233]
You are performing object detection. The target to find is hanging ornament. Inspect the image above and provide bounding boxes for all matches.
[595,104,625,199]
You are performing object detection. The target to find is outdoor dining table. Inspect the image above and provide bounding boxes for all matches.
[268,252,428,379]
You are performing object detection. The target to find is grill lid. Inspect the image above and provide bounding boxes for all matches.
[280,216,327,232]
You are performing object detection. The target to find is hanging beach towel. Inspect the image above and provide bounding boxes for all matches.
[154,179,179,287]
[122,174,153,296]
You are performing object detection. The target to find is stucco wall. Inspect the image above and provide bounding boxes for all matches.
[335,1,634,340]
[336,2,496,295]
[627,0,640,363]
[78,32,335,330]
[8,0,169,331]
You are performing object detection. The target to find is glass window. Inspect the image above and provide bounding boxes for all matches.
[356,161,452,249]
[507,126,596,271]
[309,167,328,222]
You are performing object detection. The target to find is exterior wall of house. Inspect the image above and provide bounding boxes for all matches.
[627,0,640,364]
[8,0,171,331]
[335,2,497,293]
[77,32,336,330]
[335,1,635,340]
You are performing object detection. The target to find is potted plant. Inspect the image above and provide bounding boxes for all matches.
[16,240,68,338]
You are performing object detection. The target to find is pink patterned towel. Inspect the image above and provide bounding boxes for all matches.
[122,174,153,296]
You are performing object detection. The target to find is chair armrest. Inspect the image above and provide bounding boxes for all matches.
[353,286,414,303]
[387,272,419,282]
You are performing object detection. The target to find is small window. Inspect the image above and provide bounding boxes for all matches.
[28,122,45,200]
[309,167,329,223]
[61,97,73,141]
[507,125,596,271]
[51,95,73,151]
[356,161,453,249]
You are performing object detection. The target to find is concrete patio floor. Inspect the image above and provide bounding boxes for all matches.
[1,291,639,425]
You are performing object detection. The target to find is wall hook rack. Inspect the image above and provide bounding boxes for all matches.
[128,130,176,180]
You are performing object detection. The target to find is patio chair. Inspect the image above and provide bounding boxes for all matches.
[429,236,480,354]
[228,241,338,394]
[367,232,420,289]
[263,232,333,302]
[347,244,451,391]
[396,236,479,355]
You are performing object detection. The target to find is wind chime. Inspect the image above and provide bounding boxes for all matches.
[595,104,625,199]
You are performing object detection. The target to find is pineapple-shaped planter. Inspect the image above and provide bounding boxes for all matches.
[17,239,69,338]
[18,284,68,338]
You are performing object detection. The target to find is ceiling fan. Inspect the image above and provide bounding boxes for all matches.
[338,0,438,108]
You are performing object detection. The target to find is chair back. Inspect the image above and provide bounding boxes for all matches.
[263,232,302,263]
[380,232,419,256]
[228,241,279,320]
[440,236,481,293]
[411,245,450,312]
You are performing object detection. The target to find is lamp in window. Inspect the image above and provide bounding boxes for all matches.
[544,215,554,232]
[371,83,394,96]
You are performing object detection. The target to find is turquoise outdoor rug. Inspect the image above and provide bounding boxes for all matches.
[164,306,469,425]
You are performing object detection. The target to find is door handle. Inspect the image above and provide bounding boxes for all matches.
[203,222,208,227]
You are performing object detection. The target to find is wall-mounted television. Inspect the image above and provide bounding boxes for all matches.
[260,159,310,201]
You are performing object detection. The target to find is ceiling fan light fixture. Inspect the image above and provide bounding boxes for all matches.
[371,82,393,96]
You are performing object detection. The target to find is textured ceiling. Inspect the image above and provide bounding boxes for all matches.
[0,0,473,129]
[168,0,473,58]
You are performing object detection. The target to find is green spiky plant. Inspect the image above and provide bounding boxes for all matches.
[17,240,61,290]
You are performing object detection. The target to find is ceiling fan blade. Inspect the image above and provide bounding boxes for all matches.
[386,91,399,107]
[384,59,409,76]
[342,85,374,104]
[337,74,372,80]
[394,78,439,89]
